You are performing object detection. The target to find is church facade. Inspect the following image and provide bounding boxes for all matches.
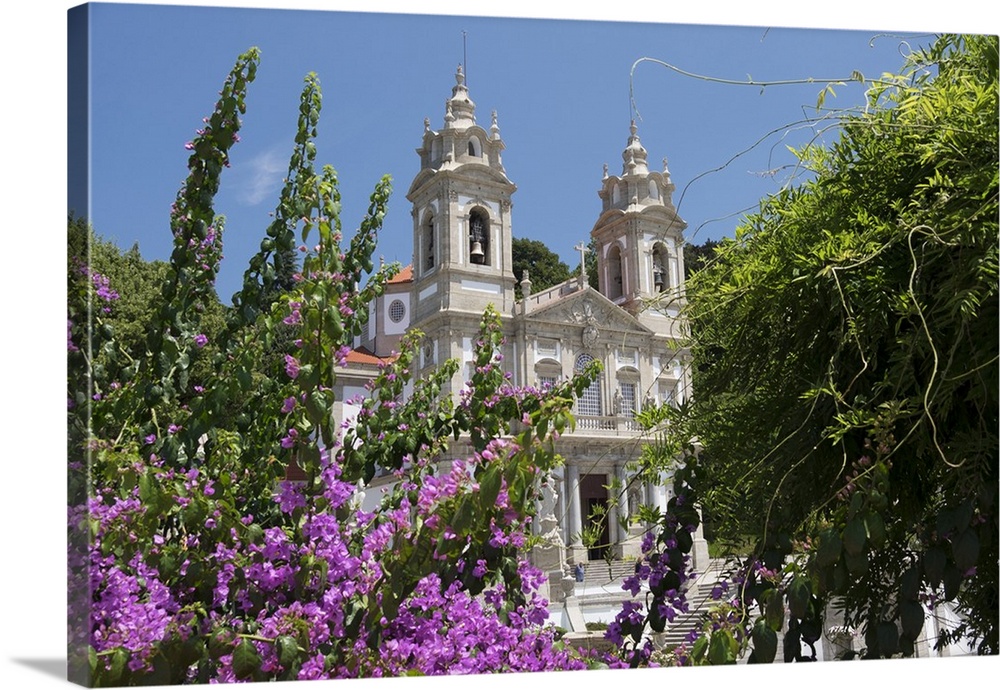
[337,65,695,574]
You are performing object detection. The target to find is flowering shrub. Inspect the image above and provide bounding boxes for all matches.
[68,49,604,685]
[602,422,702,667]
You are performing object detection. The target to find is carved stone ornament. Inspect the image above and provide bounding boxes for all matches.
[582,324,599,347]
[571,299,598,325]
[449,189,458,202]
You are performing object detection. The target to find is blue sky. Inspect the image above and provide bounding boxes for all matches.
[75,2,977,304]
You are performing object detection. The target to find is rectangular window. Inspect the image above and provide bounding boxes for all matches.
[577,379,602,417]
[660,382,677,408]
[619,382,637,418]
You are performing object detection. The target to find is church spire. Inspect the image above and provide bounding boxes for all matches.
[621,120,649,176]
[444,64,476,130]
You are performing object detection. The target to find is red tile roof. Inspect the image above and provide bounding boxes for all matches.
[343,346,396,366]
[388,264,413,284]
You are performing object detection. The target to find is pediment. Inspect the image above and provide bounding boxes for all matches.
[524,287,654,338]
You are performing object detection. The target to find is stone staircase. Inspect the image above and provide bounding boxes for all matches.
[580,559,637,586]
[658,558,730,649]
[566,557,732,652]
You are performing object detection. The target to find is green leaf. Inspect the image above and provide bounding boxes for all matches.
[138,473,156,503]
[751,618,778,663]
[786,576,810,620]
[843,517,867,556]
[952,529,980,571]
[479,465,501,508]
[815,528,842,568]
[765,590,785,631]
[900,565,921,601]
[691,634,709,662]
[708,629,738,665]
[208,628,231,659]
[108,648,127,684]
[943,564,963,601]
[232,639,261,680]
[865,512,886,549]
[924,547,947,587]
[899,600,924,640]
[277,635,298,667]
[648,597,666,633]
[844,548,868,576]
[876,621,899,657]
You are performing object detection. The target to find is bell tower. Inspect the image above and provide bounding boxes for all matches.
[405,66,517,392]
[590,122,687,316]
[407,65,517,327]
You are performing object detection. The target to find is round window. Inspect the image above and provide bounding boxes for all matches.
[388,299,406,323]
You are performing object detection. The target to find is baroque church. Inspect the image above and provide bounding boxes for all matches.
[336,65,703,610]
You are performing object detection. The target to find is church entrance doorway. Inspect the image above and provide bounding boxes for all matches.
[580,473,610,561]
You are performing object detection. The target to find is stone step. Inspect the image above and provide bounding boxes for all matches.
[659,558,731,649]
[579,560,636,584]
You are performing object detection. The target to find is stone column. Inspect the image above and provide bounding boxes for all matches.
[566,463,585,563]
[555,467,568,543]
[608,463,623,555]
[645,476,657,511]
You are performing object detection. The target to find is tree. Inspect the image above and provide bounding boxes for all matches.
[511,236,571,297]
[683,238,720,279]
[681,34,997,658]
[69,217,227,379]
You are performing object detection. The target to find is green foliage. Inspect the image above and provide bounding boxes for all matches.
[69,217,228,389]
[512,237,571,298]
[685,34,998,656]
[683,238,720,279]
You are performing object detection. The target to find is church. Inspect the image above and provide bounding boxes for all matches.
[335,64,699,600]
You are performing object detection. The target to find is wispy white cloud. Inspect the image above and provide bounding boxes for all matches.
[235,147,288,206]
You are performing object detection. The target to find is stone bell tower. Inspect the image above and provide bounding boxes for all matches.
[405,65,517,388]
[591,121,687,317]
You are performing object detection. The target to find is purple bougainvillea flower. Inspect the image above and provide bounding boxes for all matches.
[280,429,299,449]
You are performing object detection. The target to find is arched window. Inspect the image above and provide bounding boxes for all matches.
[423,214,435,271]
[467,136,482,157]
[648,179,660,201]
[652,243,669,293]
[607,244,624,300]
[612,182,622,205]
[468,208,489,266]
[575,353,602,417]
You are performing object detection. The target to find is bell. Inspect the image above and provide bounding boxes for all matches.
[470,240,485,264]
[653,271,664,290]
